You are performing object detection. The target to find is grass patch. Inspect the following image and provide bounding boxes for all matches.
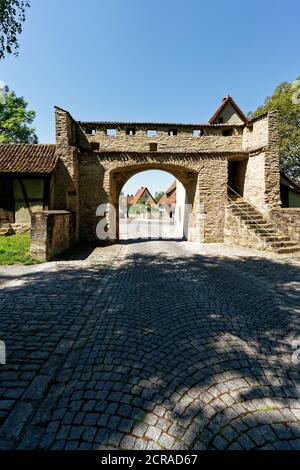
[257,406,274,413]
[0,234,41,265]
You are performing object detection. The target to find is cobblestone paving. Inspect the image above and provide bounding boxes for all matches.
[0,241,300,450]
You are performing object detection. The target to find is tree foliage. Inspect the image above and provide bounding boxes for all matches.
[0,85,38,143]
[0,0,30,59]
[249,76,300,181]
[154,191,164,203]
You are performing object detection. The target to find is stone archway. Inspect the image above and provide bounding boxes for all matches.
[109,164,198,241]
[91,152,229,244]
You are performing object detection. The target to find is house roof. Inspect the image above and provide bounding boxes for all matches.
[129,187,155,205]
[280,172,300,194]
[208,96,248,124]
[158,180,177,205]
[0,144,57,174]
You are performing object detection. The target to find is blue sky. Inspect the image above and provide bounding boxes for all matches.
[1,0,300,194]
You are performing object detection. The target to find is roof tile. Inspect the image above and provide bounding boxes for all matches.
[0,144,57,174]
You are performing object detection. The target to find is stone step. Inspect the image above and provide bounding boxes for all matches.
[227,199,299,253]
[270,240,299,248]
[0,226,15,236]
[274,246,300,254]
[260,235,291,242]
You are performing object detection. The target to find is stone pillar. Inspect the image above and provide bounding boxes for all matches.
[54,107,80,241]
[196,157,228,243]
[264,110,281,208]
[30,210,72,261]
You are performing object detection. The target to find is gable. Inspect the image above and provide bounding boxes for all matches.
[214,102,245,124]
[209,96,248,124]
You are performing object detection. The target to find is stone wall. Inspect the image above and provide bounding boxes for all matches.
[267,208,300,242]
[49,108,281,247]
[241,111,281,211]
[197,157,227,243]
[242,115,269,151]
[30,210,72,261]
[243,151,266,211]
[86,131,242,153]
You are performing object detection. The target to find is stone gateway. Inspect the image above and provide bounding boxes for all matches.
[0,96,299,259]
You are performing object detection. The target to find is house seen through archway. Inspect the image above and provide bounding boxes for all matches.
[118,170,189,241]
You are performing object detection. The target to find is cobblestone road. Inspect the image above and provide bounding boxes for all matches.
[0,241,300,450]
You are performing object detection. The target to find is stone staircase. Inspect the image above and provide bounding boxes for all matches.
[0,224,15,236]
[227,197,300,254]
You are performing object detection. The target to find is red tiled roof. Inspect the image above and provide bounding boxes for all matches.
[129,187,155,205]
[209,96,248,124]
[0,144,57,174]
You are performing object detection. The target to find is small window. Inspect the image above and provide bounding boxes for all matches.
[193,129,201,137]
[149,143,158,152]
[86,127,96,135]
[222,129,233,136]
[168,129,177,136]
[218,117,224,124]
[126,128,135,136]
[147,130,157,137]
[91,142,100,151]
[106,128,117,136]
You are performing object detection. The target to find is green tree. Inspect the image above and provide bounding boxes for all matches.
[249,76,300,181]
[154,191,164,203]
[0,0,30,59]
[0,86,38,143]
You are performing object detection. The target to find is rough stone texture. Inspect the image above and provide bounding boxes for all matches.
[268,209,300,242]
[243,151,266,211]
[0,241,300,450]
[30,211,72,261]
[86,127,243,153]
[242,112,281,211]
[25,108,282,249]
[225,207,268,250]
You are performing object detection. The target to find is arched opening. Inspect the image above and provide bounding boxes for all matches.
[119,170,187,240]
[109,165,198,242]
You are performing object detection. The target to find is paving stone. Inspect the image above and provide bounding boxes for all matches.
[0,241,299,451]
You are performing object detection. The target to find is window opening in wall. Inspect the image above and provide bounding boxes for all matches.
[149,143,158,152]
[192,129,201,137]
[147,130,157,137]
[126,128,136,136]
[168,129,177,136]
[86,127,96,135]
[107,129,117,136]
[91,142,100,151]
[222,129,233,136]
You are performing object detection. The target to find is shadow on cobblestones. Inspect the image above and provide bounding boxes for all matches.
[0,241,300,450]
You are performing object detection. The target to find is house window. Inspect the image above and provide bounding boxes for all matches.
[91,142,100,151]
[222,129,233,136]
[168,129,177,136]
[147,130,157,137]
[149,143,158,152]
[192,129,201,137]
[106,128,117,136]
[126,128,136,136]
